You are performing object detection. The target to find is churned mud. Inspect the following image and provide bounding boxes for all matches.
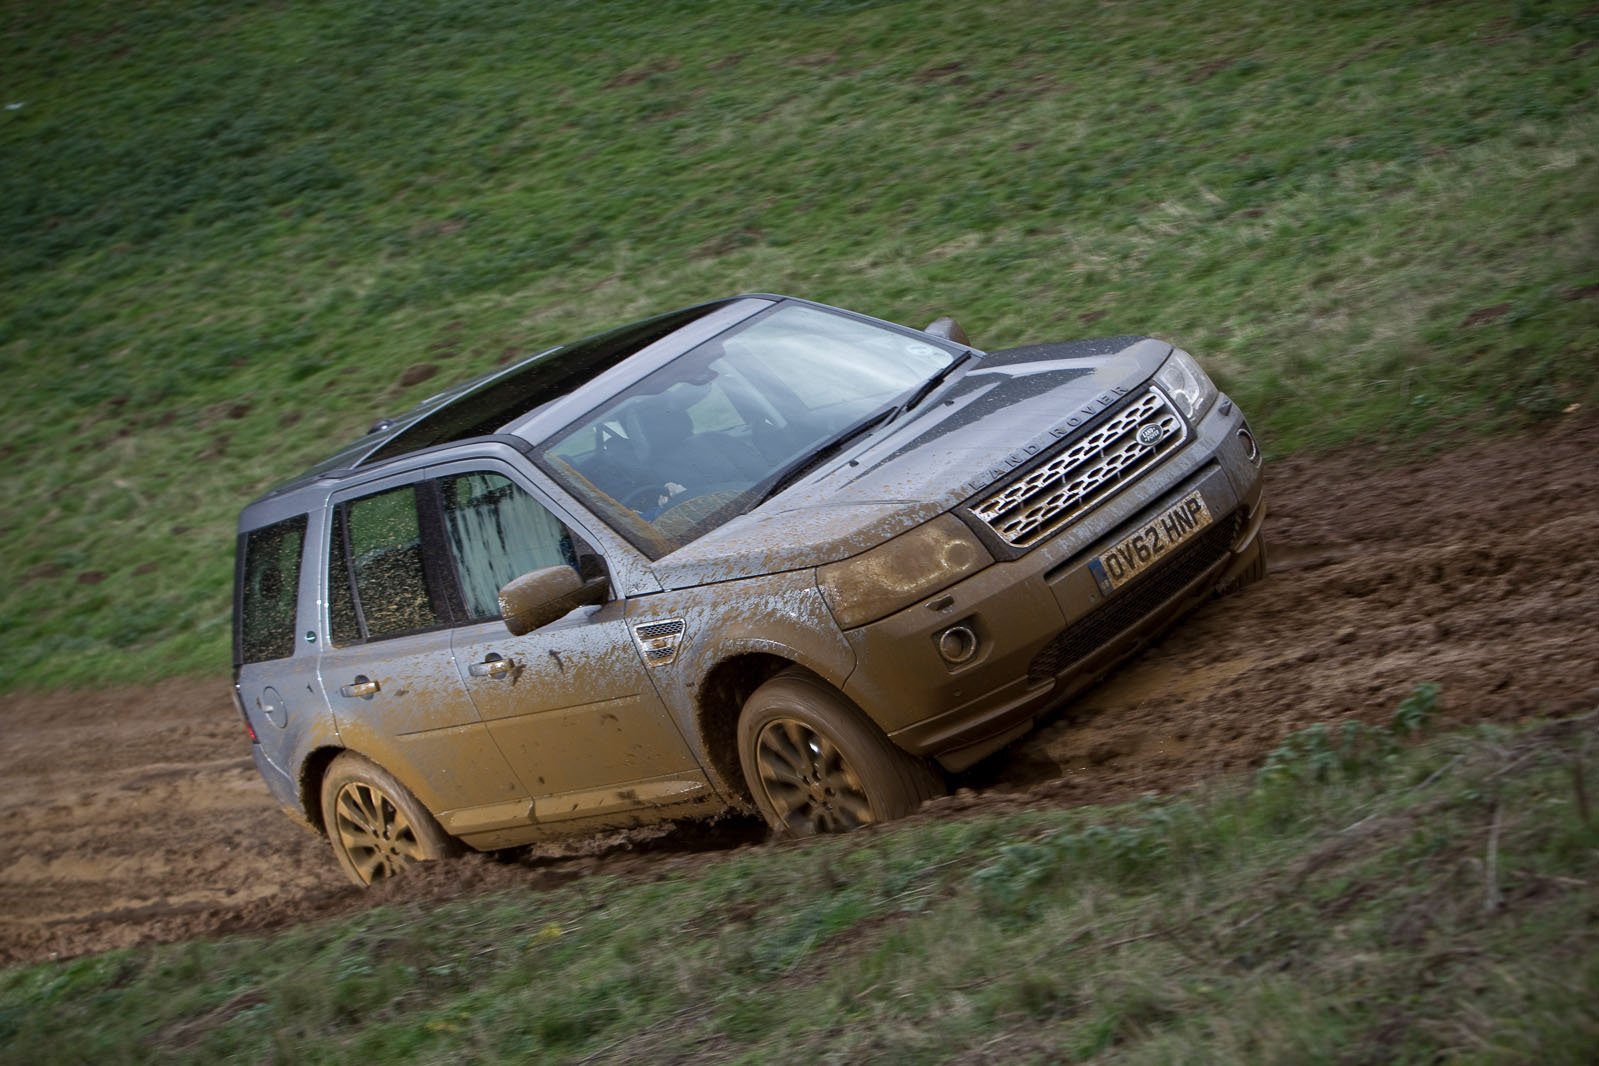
[3,416,1597,964]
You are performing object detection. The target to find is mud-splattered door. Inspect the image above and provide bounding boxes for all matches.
[452,606,710,823]
[430,466,708,824]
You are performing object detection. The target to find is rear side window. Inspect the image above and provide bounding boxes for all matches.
[237,515,308,665]
[332,485,449,643]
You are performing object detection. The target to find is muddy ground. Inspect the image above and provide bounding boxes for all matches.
[4,416,1597,965]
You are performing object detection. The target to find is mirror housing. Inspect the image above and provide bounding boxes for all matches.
[924,316,971,346]
[499,566,609,636]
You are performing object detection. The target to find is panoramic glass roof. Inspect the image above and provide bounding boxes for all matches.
[356,301,732,468]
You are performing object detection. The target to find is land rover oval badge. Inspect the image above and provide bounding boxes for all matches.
[1137,425,1163,447]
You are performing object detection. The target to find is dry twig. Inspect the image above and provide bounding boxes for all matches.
[1572,753,1591,828]
[1483,800,1504,914]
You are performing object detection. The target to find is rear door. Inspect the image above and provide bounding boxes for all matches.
[315,474,528,824]
[433,460,710,826]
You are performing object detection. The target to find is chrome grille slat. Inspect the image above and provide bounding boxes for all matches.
[970,388,1186,548]
[634,620,685,640]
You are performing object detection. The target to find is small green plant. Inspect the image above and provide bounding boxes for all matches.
[970,799,1204,917]
[1392,681,1441,737]
[1257,683,1442,789]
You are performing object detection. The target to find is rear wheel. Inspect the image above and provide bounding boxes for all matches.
[737,669,944,837]
[319,752,457,886]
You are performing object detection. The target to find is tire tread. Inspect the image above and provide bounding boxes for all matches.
[737,667,945,834]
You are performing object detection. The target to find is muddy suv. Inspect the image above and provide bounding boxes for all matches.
[234,295,1265,884]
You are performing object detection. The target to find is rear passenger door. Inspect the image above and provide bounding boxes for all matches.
[316,475,528,823]
[434,461,711,826]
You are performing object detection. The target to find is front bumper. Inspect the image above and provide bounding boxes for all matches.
[840,394,1265,770]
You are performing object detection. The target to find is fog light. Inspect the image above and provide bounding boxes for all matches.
[1237,425,1260,463]
[937,624,979,665]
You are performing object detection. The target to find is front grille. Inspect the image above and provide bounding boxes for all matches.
[1026,512,1241,684]
[971,388,1186,548]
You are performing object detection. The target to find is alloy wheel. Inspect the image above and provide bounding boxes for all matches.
[331,781,427,883]
[754,718,875,833]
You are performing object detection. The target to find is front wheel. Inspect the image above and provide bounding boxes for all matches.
[737,668,944,837]
[319,752,458,886]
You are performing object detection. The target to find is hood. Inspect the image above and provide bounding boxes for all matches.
[649,336,1174,589]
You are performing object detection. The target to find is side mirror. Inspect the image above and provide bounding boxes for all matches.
[499,566,609,636]
[924,316,971,346]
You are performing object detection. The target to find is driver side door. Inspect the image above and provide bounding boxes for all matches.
[434,462,714,829]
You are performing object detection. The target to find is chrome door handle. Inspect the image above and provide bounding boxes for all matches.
[340,677,380,698]
[469,656,515,679]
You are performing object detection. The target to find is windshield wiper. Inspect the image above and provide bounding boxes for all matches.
[747,353,976,510]
[891,349,976,422]
[749,405,899,508]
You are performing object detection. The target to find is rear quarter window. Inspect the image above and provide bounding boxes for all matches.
[235,515,308,665]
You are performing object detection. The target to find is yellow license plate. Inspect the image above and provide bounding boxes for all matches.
[1089,491,1213,593]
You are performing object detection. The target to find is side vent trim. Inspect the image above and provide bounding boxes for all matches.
[632,618,686,668]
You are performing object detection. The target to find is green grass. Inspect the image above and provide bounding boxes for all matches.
[2,0,1596,688]
[4,702,1595,1063]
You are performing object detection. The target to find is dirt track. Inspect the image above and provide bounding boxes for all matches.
[4,417,1598,965]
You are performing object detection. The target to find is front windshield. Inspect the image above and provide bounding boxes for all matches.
[538,304,958,558]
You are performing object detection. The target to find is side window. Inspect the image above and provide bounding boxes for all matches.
[237,515,307,665]
[335,485,447,642]
[439,472,595,623]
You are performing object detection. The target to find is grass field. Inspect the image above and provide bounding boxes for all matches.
[3,704,1595,1063]
[1,0,1595,689]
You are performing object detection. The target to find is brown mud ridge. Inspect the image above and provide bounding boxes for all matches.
[4,417,1598,966]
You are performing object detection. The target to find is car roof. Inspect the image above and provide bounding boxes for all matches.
[239,296,776,527]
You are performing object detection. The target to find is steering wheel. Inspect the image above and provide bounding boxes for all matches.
[621,483,668,512]
[652,489,744,542]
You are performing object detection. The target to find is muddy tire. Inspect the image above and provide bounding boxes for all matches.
[737,668,944,837]
[319,752,458,886]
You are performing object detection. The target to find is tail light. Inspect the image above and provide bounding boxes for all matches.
[233,684,259,744]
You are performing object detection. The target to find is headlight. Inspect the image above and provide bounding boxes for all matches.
[1154,349,1217,422]
[818,515,993,629]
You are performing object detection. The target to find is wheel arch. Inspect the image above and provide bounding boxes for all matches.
[694,652,799,805]
[297,745,345,836]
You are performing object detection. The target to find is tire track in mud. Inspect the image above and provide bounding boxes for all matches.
[4,416,1597,964]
